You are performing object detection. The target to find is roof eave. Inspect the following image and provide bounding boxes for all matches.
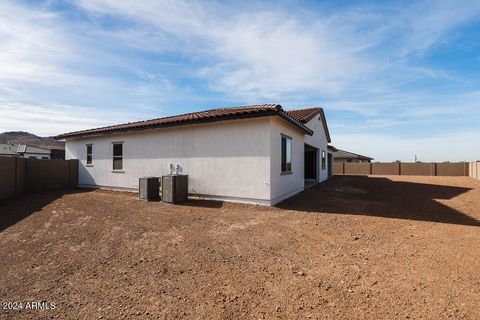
[55,110,275,140]
[55,109,313,139]
[277,112,314,136]
[327,145,338,152]
[301,108,323,123]
[296,108,331,142]
[319,109,331,143]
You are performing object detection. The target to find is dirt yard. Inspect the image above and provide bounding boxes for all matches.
[1,176,480,319]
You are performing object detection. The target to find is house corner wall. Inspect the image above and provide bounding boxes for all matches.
[303,117,330,182]
[269,117,305,206]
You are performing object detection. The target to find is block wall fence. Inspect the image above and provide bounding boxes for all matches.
[334,162,470,177]
[469,161,480,180]
[0,157,78,200]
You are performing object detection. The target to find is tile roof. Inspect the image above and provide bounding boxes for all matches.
[334,149,374,160]
[287,107,331,143]
[286,107,322,123]
[16,144,51,154]
[55,104,314,139]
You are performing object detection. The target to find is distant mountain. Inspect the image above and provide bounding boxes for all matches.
[0,132,64,150]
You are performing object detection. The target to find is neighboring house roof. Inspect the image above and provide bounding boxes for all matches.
[327,145,338,152]
[55,104,316,139]
[334,149,374,161]
[16,144,51,155]
[286,107,331,143]
[0,143,18,155]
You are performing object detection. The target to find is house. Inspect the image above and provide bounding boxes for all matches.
[55,104,332,206]
[16,144,51,159]
[0,143,18,157]
[327,145,338,177]
[0,143,53,159]
[333,148,373,164]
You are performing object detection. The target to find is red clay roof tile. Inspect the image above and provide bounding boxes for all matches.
[55,104,314,139]
[286,107,322,123]
[287,107,331,143]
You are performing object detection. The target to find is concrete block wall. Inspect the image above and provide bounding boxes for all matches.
[436,163,469,176]
[470,161,479,180]
[371,162,400,175]
[336,162,470,177]
[0,157,17,200]
[344,163,371,175]
[400,163,436,176]
[0,157,78,200]
[334,163,345,175]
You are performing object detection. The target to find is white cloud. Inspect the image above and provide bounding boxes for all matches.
[0,102,145,137]
[0,2,76,84]
[0,0,177,136]
[74,0,480,102]
[398,1,480,57]
[1,0,480,159]
[76,0,376,100]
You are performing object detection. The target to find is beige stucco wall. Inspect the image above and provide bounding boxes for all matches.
[66,117,272,205]
[268,114,330,205]
[303,116,330,182]
[269,117,305,205]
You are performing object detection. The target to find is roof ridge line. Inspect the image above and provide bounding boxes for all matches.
[55,104,318,139]
[286,106,322,111]
[57,104,283,137]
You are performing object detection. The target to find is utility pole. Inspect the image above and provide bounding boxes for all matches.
[415,155,418,163]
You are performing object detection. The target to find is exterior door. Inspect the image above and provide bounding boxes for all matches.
[304,148,317,180]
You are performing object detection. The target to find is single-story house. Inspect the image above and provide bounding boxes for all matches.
[56,104,333,206]
[0,143,18,157]
[333,148,373,164]
[0,143,52,159]
[16,144,52,159]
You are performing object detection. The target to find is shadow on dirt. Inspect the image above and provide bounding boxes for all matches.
[0,189,94,232]
[277,176,480,227]
[177,199,224,209]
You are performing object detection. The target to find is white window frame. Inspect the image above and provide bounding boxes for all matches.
[112,142,124,172]
[86,144,93,166]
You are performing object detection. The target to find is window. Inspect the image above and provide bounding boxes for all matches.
[322,150,326,170]
[281,135,292,173]
[41,157,49,160]
[113,143,123,170]
[86,144,93,165]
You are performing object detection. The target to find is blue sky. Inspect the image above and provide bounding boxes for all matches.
[1,0,479,161]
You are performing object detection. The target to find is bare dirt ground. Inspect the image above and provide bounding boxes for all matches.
[1,175,480,320]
